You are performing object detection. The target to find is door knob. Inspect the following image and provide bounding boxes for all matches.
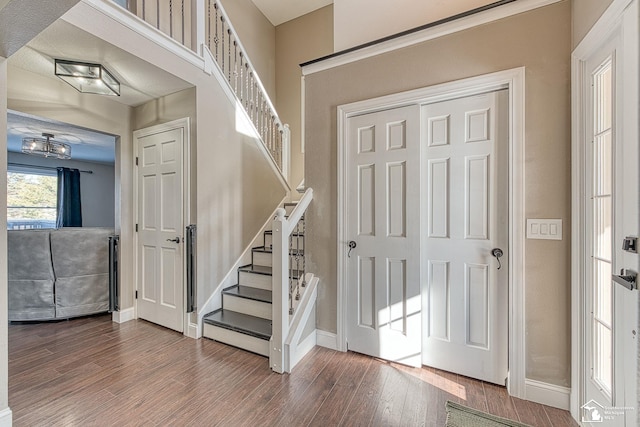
[491,248,503,270]
[167,237,181,244]
[348,240,357,258]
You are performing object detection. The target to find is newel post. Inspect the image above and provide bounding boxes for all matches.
[269,208,288,373]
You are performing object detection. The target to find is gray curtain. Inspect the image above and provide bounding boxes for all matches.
[56,167,82,228]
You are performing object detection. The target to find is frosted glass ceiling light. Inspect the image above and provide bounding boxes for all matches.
[22,133,72,160]
[55,59,120,96]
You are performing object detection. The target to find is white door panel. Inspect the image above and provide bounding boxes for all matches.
[137,127,184,333]
[346,105,421,367]
[421,90,509,385]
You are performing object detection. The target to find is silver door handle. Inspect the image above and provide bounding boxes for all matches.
[491,248,503,270]
[167,237,181,244]
[613,269,637,290]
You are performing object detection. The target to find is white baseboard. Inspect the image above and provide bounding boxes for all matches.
[316,330,339,350]
[525,379,570,410]
[0,407,12,427]
[112,307,135,324]
[186,322,200,339]
[290,330,317,368]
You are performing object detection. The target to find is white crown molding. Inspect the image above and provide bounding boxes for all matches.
[302,0,561,76]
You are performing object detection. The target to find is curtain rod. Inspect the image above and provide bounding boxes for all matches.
[8,162,93,174]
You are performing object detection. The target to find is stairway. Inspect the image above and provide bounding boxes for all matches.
[202,202,302,356]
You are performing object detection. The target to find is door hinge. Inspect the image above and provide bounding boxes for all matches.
[135,157,139,166]
[135,224,138,232]
[135,290,138,299]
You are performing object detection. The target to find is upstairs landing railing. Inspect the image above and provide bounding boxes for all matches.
[111,0,290,182]
[205,0,289,180]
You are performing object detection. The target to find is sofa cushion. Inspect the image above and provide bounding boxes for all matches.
[8,230,56,321]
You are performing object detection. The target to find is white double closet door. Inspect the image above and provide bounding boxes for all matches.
[345,90,509,385]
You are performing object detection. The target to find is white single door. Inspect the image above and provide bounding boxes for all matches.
[582,24,638,425]
[346,105,421,367]
[421,90,509,385]
[136,126,185,333]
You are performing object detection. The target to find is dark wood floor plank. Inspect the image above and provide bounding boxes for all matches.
[7,315,577,426]
[456,374,489,413]
[371,362,411,426]
[340,357,392,426]
[307,352,372,426]
[544,404,579,427]
[512,397,553,426]
[483,381,521,421]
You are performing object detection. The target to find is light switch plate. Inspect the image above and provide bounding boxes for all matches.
[527,219,562,240]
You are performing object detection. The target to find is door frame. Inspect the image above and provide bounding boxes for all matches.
[337,67,526,397]
[571,0,638,421]
[133,117,191,335]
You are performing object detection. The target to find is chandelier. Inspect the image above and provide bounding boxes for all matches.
[22,133,71,160]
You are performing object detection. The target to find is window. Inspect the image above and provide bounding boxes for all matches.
[7,170,57,230]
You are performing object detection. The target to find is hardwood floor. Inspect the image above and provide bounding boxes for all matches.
[8,314,577,426]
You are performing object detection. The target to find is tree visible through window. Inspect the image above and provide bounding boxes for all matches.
[7,171,57,229]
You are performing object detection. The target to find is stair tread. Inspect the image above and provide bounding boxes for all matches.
[264,230,304,236]
[203,309,271,340]
[223,285,272,303]
[238,264,303,278]
[252,246,304,255]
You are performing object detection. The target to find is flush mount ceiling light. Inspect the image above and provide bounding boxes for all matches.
[22,133,72,160]
[55,59,120,96]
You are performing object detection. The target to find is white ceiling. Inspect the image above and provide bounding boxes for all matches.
[9,19,193,107]
[7,111,116,164]
[7,19,195,163]
[251,0,333,26]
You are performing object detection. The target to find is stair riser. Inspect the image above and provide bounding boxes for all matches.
[239,271,271,290]
[252,251,272,268]
[264,235,304,250]
[224,294,272,320]
[203,324,270,357]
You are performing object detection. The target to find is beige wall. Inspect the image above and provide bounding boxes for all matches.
[195,80,287,311]
[221,0,276,102]
[7,66,137,309]
[305,1,572,387]
[572,0,615,48]
[275,5,333,189]
[333,0,495,51]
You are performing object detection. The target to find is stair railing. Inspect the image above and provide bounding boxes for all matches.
[205,0,290,181]
[270,188,313,373]
[112,0,194,49]
[109,0,290,182]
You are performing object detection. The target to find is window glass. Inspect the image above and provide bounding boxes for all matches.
[7,170,57,229]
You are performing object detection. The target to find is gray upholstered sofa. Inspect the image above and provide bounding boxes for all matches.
[8,227,114,321]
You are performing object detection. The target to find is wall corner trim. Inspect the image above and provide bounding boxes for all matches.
[112,307,135,324]
[316,330,339,350]
[525,379,571,410]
